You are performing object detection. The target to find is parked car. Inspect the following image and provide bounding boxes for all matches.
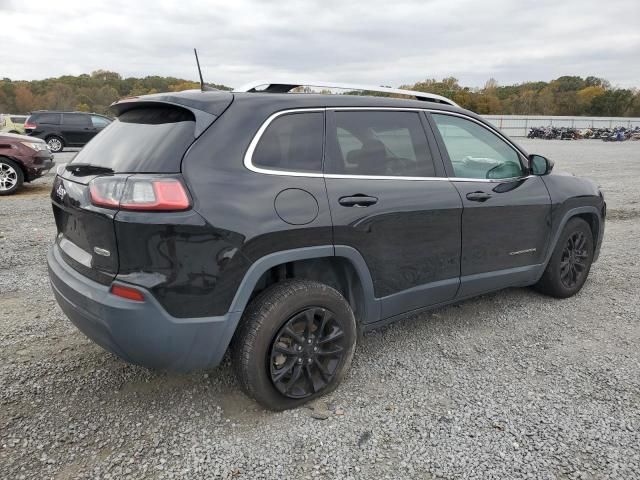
[0,132,53,195]
[47,82,605,410]
[1,114,28,134]
[24,111,111,153]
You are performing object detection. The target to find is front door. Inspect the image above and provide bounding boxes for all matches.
[324,109,463,321]
[429,112,551,298]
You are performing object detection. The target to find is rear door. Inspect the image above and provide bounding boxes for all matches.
[324,109,463,320]
[62,113,92,144]
[428,112,551,297]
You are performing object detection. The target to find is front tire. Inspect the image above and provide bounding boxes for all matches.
[535,217,594,298]
[231,280,357,410]
[0,157,24,195]
[46,136,64,153]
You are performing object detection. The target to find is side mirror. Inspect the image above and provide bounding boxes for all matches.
[529,154,554,176]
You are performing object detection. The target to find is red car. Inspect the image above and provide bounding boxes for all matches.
[0,132,54,195]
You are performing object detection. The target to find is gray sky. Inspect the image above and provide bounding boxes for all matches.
[1,0,639,88]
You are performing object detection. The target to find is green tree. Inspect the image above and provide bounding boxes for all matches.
[576,86,605,114]
[591,89,634,116]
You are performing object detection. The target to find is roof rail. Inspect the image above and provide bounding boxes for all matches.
[233,80,459,107]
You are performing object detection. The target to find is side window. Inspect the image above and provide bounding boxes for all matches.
[252,112,324,173]
[327,111,436,177]
[91,115,111,128]
[36,113,61,125]
[64,113,90,127]
[432,113,524,179]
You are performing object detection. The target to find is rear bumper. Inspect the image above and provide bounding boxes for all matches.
[47,244,241,371]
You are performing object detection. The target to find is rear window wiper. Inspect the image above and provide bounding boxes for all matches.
[65,163,115,176]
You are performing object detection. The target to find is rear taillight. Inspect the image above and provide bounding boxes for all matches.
[89,176,190,211]
[24,121,37,129]
[89,177,125,208]
[120,178,190,210]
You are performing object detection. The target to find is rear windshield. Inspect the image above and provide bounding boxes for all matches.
[69,106,196,172]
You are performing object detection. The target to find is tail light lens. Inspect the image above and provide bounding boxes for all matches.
[89,177,124,208]
[89,176,190,211]
[24,121,37,130]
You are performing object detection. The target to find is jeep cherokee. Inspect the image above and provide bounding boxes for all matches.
[47,81,605,410]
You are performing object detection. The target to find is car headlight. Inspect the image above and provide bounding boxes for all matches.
[20,141,48,152]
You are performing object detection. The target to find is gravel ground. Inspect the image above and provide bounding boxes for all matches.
[1,141,639,479]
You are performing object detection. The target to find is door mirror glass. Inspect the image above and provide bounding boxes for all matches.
[529,154,554,175]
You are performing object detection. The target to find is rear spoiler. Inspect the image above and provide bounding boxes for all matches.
[110,90,233,137]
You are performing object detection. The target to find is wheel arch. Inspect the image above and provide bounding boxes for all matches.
[0,155,27,182]
[545,206,603,266]
[228,246,380,327]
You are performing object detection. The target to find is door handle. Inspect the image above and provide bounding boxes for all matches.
[466,191,492,202]
[338,194,378,207]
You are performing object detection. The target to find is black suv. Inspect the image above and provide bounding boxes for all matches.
[47,82,605,410]
[24,111,111,152]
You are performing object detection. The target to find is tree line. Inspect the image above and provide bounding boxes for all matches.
[402,76,640,116]
[0,70,231,116]
[1,71,638,117]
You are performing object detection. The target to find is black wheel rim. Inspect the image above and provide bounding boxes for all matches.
[560,231,589,288]
[269,307,346,399]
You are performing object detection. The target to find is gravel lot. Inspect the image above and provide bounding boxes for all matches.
[1,141,639,479]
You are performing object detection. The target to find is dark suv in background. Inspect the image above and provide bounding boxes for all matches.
[24,111,111,152]
[47,82,605,410]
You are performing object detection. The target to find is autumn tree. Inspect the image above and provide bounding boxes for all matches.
[14,85,35,113]
[45,83,76,111]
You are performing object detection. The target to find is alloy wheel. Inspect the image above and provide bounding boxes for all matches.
[0,162,18,191]
[559,231,589,288]
[47,137,62,152]
[269,307,347,399]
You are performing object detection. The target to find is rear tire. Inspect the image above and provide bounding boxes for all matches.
[534,217,594,298]
[46,136,64,153]
[0,157,24,195]
[231,280,357,411]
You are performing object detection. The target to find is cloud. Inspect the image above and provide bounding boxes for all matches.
[0,0,638,88]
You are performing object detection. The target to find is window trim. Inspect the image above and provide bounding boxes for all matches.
[326,108,441,180]
[244,108,325,178]
[244,107,530,183]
